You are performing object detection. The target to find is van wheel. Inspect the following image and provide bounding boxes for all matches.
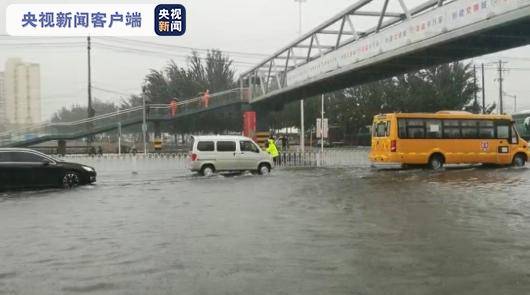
[428,154,444,170]
[62,171,80,188]
[200,165,215,177]
[258,163,271,175]
[512,153,526,167]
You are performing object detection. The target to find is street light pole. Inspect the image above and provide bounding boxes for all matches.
[295,0,306,152]
[321,94,324,155]
[142,95,147,155]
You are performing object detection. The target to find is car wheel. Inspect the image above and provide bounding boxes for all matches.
[62,171,80,188]
[200,165,215,177]
[428,154,444,170]
[512,153,526,167]
[258,164,271,175]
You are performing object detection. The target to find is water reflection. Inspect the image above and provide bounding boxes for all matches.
[0,165,529,294]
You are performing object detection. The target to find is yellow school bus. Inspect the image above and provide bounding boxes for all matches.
[369,111,530,169]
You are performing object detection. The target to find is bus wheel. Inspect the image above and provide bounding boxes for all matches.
[428,154,444,170]
[512,153,526,167]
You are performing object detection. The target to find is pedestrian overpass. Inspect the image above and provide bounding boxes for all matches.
[0,89,245,147]
[240,0,530,108]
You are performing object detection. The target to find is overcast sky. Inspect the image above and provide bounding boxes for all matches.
[1,0,529,121]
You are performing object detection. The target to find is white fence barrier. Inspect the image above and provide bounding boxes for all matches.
[56,148,371,173]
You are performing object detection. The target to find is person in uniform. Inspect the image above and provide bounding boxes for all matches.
[266,136,279,165]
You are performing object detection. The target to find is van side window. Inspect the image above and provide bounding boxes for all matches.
[240,141,259,153]
[197,141,214,151]
[217,141,236,152]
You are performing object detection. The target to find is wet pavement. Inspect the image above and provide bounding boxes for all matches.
[1,164,530,294]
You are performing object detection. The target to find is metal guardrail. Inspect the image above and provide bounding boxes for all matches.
[0,88,248,147]
[56,148,372,173]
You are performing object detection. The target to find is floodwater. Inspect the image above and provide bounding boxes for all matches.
[1,163,530,295]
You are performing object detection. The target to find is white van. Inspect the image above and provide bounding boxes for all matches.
[189,135,274,176]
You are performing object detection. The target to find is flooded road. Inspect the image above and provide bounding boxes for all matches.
[1,164,530,294]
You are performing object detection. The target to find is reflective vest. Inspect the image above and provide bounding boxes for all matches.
[267,139,279,157]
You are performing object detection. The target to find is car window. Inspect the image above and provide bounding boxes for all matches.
[11,152,47,162]
[240,141,259,153]
[0,152,11,162]
[217,141,236,152]
[197,141,214,151]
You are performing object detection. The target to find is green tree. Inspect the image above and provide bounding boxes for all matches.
[140,49,236,105]
[136,49,238,133]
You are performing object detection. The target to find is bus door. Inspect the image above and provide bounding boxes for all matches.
[372,118,392,156]
[496,121,512,164]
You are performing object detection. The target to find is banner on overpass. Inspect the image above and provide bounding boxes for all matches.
[286,0,529,87]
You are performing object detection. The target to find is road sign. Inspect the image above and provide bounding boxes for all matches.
[316,118,328,139]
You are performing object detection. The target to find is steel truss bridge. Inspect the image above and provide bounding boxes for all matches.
[240,0,530,107]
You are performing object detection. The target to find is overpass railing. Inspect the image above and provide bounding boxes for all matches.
[0,88,248,147]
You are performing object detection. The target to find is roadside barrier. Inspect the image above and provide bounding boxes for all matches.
[56,148,371,173]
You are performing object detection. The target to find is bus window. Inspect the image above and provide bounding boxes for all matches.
[398,119,407,138]
[461,120,478,138]
[374,121,390,137]
[497,125,510,139]
[407,119,425,139]
[426,120,441,138]
[443,120,460,138]
[478,120,495,139]
[511,125,519,144]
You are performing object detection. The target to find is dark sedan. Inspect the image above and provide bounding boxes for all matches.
[0,148,96,191]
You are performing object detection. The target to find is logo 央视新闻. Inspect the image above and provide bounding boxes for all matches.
[154,4,186,36]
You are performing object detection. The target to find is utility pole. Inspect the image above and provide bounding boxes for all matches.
[294,0,306,152]
[497,60,506,114]
[87,36,93,119]
[321,94,324,155]
[481,63,485,114]
[142,94,147,155]
[473,65,477,113]
[87,36,95,146]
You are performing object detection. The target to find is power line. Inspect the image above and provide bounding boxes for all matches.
[98,37,270,58]
[92,39,263,63]
[92,41,258,67]
[92,86,135,97]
